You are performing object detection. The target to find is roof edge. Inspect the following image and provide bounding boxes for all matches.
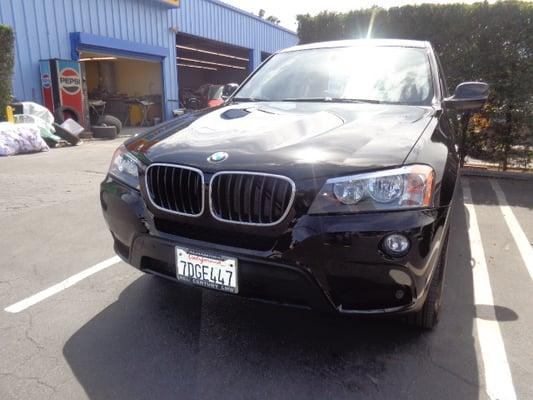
[280,39,431,53]
[204,0,297,36]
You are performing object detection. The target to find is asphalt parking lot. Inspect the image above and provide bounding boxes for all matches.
[1,140,532,400]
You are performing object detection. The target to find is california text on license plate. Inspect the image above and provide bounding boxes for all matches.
[175,247,238,293]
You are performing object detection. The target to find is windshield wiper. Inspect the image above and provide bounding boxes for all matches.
[231,97,268,102]
[232,97,384,104]
[279,97,383,104]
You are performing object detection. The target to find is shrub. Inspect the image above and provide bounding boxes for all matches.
[0,25,15,121]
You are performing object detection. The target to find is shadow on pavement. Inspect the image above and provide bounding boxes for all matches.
[466,176,533,210]
[475,305,518,322]
[63,191,481,400]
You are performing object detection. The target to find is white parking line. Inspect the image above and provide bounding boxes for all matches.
[4,256,121,314]
[463,179,516,400]
[490,179,533,280]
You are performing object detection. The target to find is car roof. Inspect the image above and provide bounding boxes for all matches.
[280,39,431,53]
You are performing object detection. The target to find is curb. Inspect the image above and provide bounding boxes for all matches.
[461,167,533,181]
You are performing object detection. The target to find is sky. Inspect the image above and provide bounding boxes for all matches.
[221,0,493,31]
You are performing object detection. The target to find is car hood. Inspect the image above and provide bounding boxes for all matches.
[127,102,435,179]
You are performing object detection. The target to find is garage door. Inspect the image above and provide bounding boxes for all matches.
[80,52,164,128]
[176,33,250,109]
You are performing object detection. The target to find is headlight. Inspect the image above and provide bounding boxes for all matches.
[308,165,435,214]
[108,145,140,189]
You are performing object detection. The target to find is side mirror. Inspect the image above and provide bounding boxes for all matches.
[444,82,489,111]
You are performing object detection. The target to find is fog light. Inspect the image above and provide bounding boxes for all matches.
[383,234,410,256]
[395,289,405,299]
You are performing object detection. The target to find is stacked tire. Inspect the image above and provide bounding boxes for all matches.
[92,115,122,139]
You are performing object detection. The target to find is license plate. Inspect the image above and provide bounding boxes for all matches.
[175,247,238,293]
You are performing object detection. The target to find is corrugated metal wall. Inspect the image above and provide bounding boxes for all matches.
[171,0,298,59]
[0,0,297,118]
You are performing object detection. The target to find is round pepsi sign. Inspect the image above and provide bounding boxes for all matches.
[59,67,81,95]
[41,73,52,89]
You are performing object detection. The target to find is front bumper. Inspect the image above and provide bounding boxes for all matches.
[101,177,450,315]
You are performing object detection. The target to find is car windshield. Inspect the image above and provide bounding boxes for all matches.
[234,46,434,105]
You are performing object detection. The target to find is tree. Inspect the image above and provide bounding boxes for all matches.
[0,25,15,121]
[266,15,281,25]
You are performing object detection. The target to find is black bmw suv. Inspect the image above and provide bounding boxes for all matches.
[100,39,488,329]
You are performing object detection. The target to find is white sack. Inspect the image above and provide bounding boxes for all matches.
[21,102,55,125]
[0,122,49,156]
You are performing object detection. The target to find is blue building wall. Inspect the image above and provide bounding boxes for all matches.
[0,0,297,118]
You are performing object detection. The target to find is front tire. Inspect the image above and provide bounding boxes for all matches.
[406,232,448,330]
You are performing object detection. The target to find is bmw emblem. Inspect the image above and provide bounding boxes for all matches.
[207,151,228,163]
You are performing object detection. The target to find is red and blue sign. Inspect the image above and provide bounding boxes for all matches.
[39,59,85,125]
[59,66,81,95]
[39,60,55,113]
[41,73,52,89]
